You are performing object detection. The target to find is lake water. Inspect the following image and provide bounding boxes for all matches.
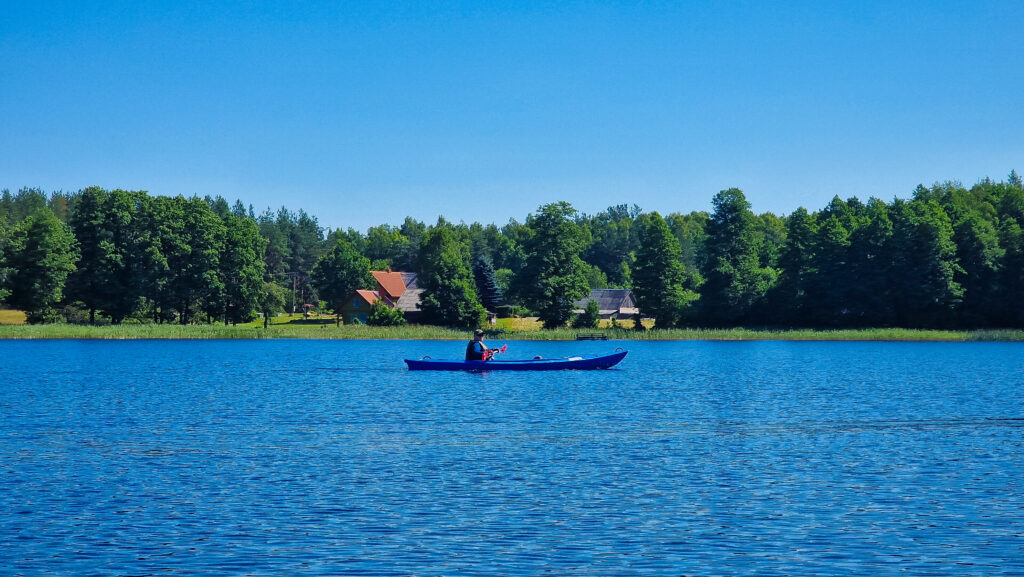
[2,339,1023,576]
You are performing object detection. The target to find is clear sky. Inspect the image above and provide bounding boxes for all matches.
[2,1,1022,231]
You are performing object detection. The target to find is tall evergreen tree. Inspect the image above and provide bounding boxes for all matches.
[997,218,1024,327]
[472,256,504,312]
[289,209,324,275]
[0,216,10,304]
[771,207,817,324]
[516,202,590,328]
[807,215,854,325]
[258,208,292,282]
[699,189,777,324]
[632,212,697,328]
[847,198,895,326]
[888,199,963,327]
[953,213,1003,326]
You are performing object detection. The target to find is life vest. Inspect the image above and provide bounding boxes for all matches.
[465,340,485,361]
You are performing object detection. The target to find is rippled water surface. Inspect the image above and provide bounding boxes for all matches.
[2,339,1023,575]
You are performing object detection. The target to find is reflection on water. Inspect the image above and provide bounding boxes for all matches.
[2,339,1023,575]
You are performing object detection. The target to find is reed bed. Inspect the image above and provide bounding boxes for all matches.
[4,323,1024,341]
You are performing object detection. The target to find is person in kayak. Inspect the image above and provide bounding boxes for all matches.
[465,329,491,361]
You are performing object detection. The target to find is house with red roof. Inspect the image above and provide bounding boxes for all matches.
[337,271,423,324]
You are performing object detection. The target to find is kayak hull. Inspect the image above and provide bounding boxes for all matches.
[405,350,627,371]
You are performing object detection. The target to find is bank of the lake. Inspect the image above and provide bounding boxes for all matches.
[2,322,1024,341]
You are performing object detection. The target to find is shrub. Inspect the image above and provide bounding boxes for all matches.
[367,300,406,326]
[571,300,600,329]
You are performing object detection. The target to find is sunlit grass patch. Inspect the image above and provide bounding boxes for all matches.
[0,310,27,325]
[495,317,543,331]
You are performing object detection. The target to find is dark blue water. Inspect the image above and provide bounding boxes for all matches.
[2,339,1023,576]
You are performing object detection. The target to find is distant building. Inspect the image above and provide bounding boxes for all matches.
[338,271,423,324]
[572,289,639,320]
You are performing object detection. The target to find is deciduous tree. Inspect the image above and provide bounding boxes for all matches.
[517,202,590,328]
[417,226,485,328]
[311,238,374,325]
[3,208,79,323]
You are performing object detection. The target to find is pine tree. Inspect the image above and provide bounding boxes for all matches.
[632,212,697,328]
[699,189,777,324]
[472,257,504,312]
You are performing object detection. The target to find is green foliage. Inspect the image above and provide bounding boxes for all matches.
[364,224,410,269]
[472,257,504,311]
[64,187,149,323]
[311,238,374,316]
[581,262,609,289]
[221,214,267,324]
[3,169,1024,331]
[0,217,10,304]
[417,226,485,328]
[888,198,963,327]
[997,218,1024,326]
[259,282,288,328]
[632,212,698,328]
[517,202,591,329]
[2,208,79,323]
[771,207,817,320]
[571,299,600,329]
[699,189,778,324]
[582,204,639,287]
[367,298,407,326]
[257,208,291,281]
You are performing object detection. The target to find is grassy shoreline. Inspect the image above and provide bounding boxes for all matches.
[1,322,1023,341]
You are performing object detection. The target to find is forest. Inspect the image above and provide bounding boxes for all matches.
[1,171,1023,330]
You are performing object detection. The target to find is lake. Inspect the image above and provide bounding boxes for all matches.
[2,339,1023,575]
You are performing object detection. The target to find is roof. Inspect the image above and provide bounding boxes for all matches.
[354,290,380,306]
[371,270,410,300]
[399,272,419,290]
[396,288,424,312]
[573,289,636,311]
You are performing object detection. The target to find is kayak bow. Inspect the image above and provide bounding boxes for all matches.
[404,349,627,371]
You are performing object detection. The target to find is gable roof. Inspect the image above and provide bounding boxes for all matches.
[399,272,419,290]
[396,288,424,313]
[573,289,635,311]
[371,271,408,300]
[354,290,380,306]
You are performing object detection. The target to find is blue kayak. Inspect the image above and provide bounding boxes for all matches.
[405,350,627,371]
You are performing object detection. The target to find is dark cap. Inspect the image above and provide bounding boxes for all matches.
[474,329,485,336]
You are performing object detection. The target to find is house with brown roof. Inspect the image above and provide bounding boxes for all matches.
[573,289,639,320]
[337,271,423,324]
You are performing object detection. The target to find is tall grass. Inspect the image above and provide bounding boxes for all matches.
[2,320,1023,341]
[0,323,473,340]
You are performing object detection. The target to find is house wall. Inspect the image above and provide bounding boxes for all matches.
[338,295,372,324]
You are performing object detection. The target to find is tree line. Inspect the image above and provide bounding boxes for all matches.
[2,170,1023,329]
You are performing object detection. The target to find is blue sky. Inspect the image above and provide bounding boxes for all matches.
[2,1,1022,231]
